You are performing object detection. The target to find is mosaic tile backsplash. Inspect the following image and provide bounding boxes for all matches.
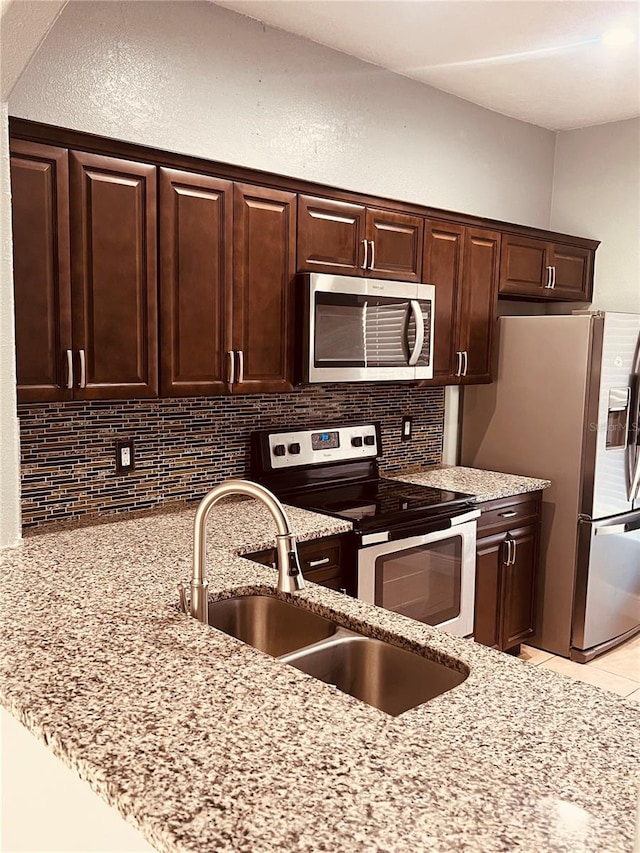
[18,384,444,528]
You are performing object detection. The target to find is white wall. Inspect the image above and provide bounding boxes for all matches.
[9,1,556,226]
[0,103,21,549]
[551,118,640,314]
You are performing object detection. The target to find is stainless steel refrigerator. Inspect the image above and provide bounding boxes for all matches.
[461,312,640,661]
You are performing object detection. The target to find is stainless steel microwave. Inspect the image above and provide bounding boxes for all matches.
[298,273,435,384]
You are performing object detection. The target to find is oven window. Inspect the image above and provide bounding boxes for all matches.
[373,539,462,625]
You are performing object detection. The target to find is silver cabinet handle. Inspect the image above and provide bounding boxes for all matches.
[78,349,86,388]
[545,266,553,288]
[503,539,510,565]
[361,239,368,270]
[504,538,516,565]
[236,350,244,384]
[512,539,517,564]
[227,350,235,384]
[499,510,518,518]
[369,239,375,270]
[455,352,462,377]
[65,350,74,389]
[308,557,331,568]
[462,351,468,377]
[551,265,556,288]
[407,300,425,366]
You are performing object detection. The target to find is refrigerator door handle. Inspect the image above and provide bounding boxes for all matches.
[628,373,640,501]
[595,517,640,536]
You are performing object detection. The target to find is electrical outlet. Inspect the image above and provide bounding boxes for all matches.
[115,439,135,473]
[401,415,412,441]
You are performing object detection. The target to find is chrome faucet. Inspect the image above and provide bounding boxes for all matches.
[181,479,305,623]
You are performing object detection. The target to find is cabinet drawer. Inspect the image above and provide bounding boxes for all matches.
[244,534,347,587]
[298,538,342,574]
[477,492,542,536]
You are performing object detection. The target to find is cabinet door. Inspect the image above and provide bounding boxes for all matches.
[499,235,548,297]
[459,228,500,383]
[232,184,297,394]
[366,208,423,282]
[70,152,157,399]
[297,195,366,275]
[159,169,233,397]
[474,532,505,649]
[549,243,592,301]
[500,525,539,650]
[10,140,72,402]
[422,220,464,383]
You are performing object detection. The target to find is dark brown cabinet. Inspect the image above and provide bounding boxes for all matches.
[232,184,297,394]
[11,144,158,401]
[423,222,500,384]
[70,152,158,399]
[10,140,72,403]
[159,168,233,397]
[500,234,593,302]
[474,492,541,653]
[298,195,423,282]
[246,533,355,594]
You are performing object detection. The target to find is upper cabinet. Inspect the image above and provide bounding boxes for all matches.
[159,168,233,397]
[10,140,72,403]
[423,221,500,385]
[70,152,158,399]
[499,234,593,302]
[298,195,423,282]
[231,184,297,394]
[11,143,158,402]
[159,173,296,396]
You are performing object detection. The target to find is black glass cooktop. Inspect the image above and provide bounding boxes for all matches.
[280,477,476,532]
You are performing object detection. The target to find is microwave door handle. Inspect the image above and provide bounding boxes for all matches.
[407,300,424,366]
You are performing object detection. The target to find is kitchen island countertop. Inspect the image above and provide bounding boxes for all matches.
[394,464,551,502]
[0,497,636,853]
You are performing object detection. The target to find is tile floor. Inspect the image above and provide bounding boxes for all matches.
[519,631,640,701]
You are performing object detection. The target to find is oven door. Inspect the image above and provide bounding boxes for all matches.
[357,518,478,637]
[302,273,434,383]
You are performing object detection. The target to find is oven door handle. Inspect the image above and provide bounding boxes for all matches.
[377,508,480,543]
[407,300,425,366]
[450,508,481,526]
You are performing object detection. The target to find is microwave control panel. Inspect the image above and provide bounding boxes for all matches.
[264,423,379,470]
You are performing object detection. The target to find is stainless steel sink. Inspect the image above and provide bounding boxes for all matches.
[280,630,467,716]
[207,595,467,715]
[207,595,338,657]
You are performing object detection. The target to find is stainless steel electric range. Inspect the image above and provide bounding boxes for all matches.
[252,422,480,637]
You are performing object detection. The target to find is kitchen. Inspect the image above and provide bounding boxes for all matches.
[1,1,639,851]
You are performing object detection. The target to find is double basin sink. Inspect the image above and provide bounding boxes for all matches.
[207,595,467,716]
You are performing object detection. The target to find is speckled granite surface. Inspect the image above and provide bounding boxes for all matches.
[395,465,551,502]
[1,496,637,853]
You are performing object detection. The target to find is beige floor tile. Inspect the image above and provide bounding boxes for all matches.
[586,634,640,681]
[518,645,555,666]
[539,656,640,697]
[625,688,640,704]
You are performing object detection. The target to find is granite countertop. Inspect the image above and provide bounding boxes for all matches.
[394,464,552,502]
[1,496,637,853]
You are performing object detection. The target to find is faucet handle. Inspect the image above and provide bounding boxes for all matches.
[177,581,190,613]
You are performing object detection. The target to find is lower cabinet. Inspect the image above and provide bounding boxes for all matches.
[246,533,355,595]
[474,492,541,653]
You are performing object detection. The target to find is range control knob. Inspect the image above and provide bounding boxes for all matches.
[364,435,376,446]
[351,436,363,447]
[273,444,286,457]
[289,443,301,455]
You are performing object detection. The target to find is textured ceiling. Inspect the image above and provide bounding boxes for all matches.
[213,0,640,130]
